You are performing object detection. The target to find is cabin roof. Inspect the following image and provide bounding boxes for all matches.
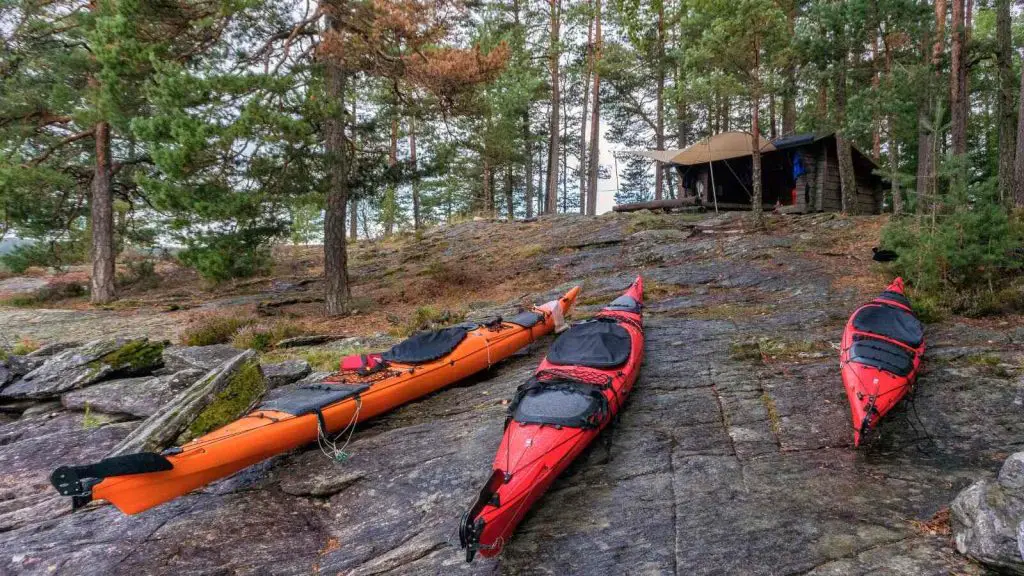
[628,131,881,171]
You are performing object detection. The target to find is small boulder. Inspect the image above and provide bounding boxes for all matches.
[261,360,311,389]
[0,355,45,391]
[952,451,1024,575]
[0,338,164,399]
[162,344,241,373]
[61,369,204,418]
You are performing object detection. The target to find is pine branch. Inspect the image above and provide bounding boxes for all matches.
[24,128,94,167]
[110,154,153,177]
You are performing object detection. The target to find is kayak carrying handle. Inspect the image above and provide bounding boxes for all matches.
[50,452,173,509]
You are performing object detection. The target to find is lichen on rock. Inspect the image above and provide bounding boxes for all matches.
[952,452,1024,575]
[0,338,164,399]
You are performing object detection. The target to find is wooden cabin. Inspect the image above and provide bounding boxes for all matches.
[632,132,885,214]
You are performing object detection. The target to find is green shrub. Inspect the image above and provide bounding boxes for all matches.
[178,229,275,282]
[0,240,87,273]
[881,172,1024,317]
[906,290,947,323]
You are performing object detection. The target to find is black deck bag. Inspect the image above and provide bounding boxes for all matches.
[547,319,631,368]
[852,304,923,348]
[258,383,369,416]
[506,310,543,328]
[509,377,609,429]
[382,325,473,364]
[849,335,915,377]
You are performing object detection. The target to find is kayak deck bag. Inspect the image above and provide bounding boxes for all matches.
[382,325,471,364]
[848,335,914,377]
[851,305,923,348]
[546,320,631,369]
[509,377,609,429]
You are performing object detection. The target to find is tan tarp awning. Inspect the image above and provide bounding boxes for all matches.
[626,131,777,166]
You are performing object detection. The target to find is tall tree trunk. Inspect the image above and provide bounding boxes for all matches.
[751,35,763,222]
[585,0,602,216]
[90,121,115,305]
[721,96,730,131]
[545,0,561,214]
[578,0,593,214]
[409,117,420,230]
[950,0,966,155]
[675,68,687,198]
[323,25,350,316]
[711,93,719,134]
[871,32,881,161]
[996,0,1015,203]
[675,76,687,148]
[348,89,358,242]
[782,0,797,135]
[769,93,777,139]
[538,143,546,216]
[751,92,762,221]
[562,72,569,212]
[883,32,903,216]
[918,0,946,204]
[505,166,514,220]
[483,156,493,215]
[816,83,828,127]
[349,198,358,241]
[383,116,398,236]
[835,54,857,214]
[361,204,371,240]
[1014,51,1024,207]
[524,111,534,218]
[654,0,665,200]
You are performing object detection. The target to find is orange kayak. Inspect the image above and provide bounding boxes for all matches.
[50,286,580,514]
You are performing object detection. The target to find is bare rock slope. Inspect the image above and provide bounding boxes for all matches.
[1,212,1023,575]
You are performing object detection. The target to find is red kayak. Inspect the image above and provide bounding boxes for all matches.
[840,277,925,446]
[459,276,645,561]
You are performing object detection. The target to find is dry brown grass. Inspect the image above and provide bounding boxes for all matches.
[909,507,950,536]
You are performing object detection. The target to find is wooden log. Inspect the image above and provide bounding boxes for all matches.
[107,350,265,456]
[612,197,700,212]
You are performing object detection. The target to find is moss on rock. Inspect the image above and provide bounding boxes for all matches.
[181,359,266,442]
[87,339,165,377]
